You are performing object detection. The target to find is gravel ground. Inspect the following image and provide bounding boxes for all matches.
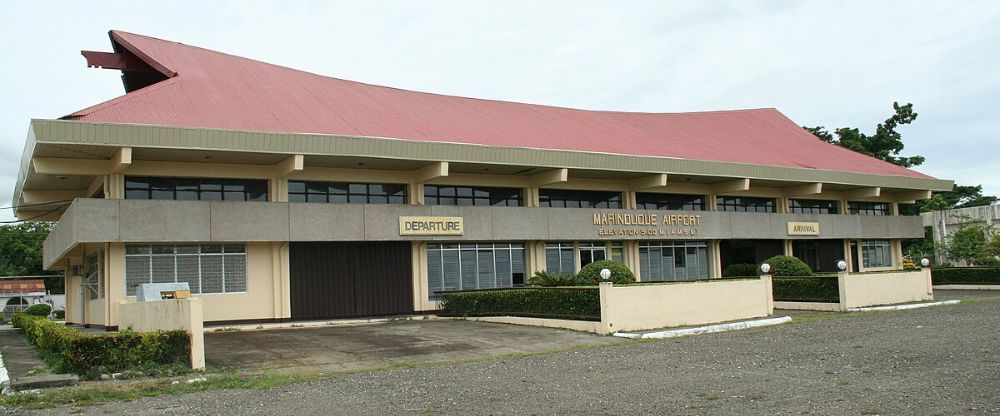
[25,295,1000,415]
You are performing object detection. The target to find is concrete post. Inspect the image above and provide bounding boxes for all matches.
[598,282,613,335]
[760,274,774,315]
[923,267,934,299]
[837,271,849,311]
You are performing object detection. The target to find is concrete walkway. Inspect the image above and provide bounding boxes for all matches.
[0,327,49,381]
[205,319,626,374]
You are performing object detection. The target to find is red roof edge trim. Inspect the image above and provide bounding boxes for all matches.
[110,30,177,78]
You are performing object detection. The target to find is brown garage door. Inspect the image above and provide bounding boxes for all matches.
[290,242,413,319]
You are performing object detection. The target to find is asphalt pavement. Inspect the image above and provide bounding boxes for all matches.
[26,290,1000,415]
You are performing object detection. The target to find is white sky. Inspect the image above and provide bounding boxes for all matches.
[1,1,998,221]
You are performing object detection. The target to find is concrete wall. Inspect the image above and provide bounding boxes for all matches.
[117,298,205,370]
[598,277,773,334]
[113,242,288,325]
[840,269,933,309]
[45,198,926,269]
[922,204,1000,264]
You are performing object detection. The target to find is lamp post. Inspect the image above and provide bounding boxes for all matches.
[920,258,930,267]
[760,263,771,274]
[836,260,848,271]
[599,268,612,281]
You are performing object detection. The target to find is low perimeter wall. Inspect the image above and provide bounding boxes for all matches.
[117,298,205,370]
[598,277,774,335]
[840,269,933,310]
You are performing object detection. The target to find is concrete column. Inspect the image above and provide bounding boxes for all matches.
[837,271,850,311]
[623,191,636,209]
[105,243,126,329]
[783,240,794,256]
[525,187,540,207]
[105,173,125,199]
[760,274,774,315]
[271,242,291,319]
[710,240,723,278]
[409,182,424,205]
[269,177,288,202]
[625,240,641,281]
[411,241,429,311]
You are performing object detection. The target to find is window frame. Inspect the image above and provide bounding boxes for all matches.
[424,185,522,207]
[125,177,268,202]
[124,243,249,296]
[635,193,706,211]
[288,180,407,204]
[848,201,891,216]
[788,199,839,214]
[715,196,776,213]
[538,189,622,209]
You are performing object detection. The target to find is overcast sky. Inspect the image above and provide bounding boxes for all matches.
[1,1,998,222]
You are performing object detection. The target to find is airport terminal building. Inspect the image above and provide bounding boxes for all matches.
[12,31,952,329]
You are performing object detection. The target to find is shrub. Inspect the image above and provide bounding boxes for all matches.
[23,303,52,317]
[772,276,840,303]
[577,260,635,285]
[723,263,759,277]
[528,270,585,287]
[761,255,814,277]
[440,288,601,320]
[931,267,1000,285]
[11,314,190,379]
[52,309,66,320]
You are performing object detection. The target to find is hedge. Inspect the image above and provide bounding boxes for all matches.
[11,314,190,379]
[439,287,601,321]
[932,267,1000,285]
[772,276,840,303]
[723,263,759,277]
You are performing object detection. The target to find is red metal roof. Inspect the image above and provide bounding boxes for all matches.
[68,30,932,179]
[0,280,46,294]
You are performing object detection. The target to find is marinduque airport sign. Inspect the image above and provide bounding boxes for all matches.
[593,212,701,237]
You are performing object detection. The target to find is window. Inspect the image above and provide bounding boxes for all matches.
[426,243,525,300]
[638,241,709,281]
[635,193,706,211]
[849,202,891,216]
[125,177,268,201]
[288,181,407,204]
[125,244,247,296]
[860,240,892,268]
[424,185,522,206]
[578,241,625,269]
[716,196,776,213]
[789,199,839,214]
[545,242,576,274]
[539,189,621,208]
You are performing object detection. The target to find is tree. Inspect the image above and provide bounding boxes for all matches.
[0,222,62,293]
[805,102,996,213]
[941,220,997,266]
[804,102,925,168]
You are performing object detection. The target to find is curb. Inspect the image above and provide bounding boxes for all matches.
[0,349,10,393]
[847,299,960,312]
[613,316,792,339]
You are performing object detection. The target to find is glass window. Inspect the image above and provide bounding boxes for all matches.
[638,241,708,282]
[288,181,407,204]
[860,240,893,268]
[789,199,839,214]
[635,193,706,211]
[426,243,526,300]
[124,243,248,295]
[424,185,522,206]
[545,242,576,274]
[539,189,621,209]
[716,196,776,213]
[124,177,268,202]
[849,202,891,216]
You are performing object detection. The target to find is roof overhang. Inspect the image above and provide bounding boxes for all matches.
[12,119,955,218]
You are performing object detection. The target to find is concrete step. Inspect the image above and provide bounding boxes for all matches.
[9,374,79,390]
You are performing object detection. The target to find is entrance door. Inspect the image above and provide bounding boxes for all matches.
[289,242,413,319]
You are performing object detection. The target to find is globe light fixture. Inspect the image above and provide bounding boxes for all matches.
[836,260,848,271]
[599,268,612,280]
[760,263,771,274]
[920,258,930,267]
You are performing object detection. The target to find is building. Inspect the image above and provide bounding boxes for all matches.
[1,279,47,313]
[12,31,952,329]
[922,204,1000,264]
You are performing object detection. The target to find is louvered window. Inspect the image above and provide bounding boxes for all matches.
[125,244,247,296]
[426,243,525,300]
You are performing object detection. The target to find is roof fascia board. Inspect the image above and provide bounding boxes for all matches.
[27,119,955,193]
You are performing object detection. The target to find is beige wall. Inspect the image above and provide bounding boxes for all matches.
[106,242,289,326]
[118,298,205,369]
[598,277,773,334]
[840,269,933,309]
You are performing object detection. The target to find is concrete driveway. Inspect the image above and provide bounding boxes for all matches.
[204,319,624,374]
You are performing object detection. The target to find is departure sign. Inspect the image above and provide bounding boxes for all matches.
[399,216,464,236]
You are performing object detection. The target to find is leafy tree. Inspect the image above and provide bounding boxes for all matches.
[941,221,995,266]
[804,102,925,168]
[0,222,62,293]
